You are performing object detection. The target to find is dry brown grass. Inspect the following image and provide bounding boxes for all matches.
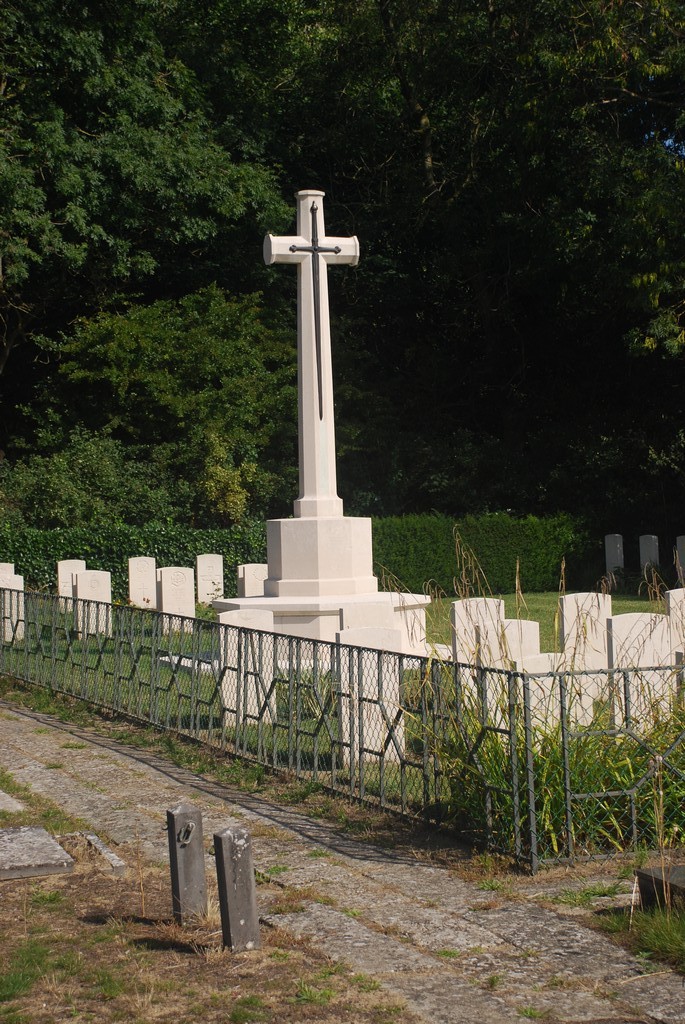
[0,842,421,1023]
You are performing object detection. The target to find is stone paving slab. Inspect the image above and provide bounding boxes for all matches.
[0,789,24,812]
[0,825,74,879]
[0,701,683,1024]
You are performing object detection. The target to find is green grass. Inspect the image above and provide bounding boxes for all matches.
[295,981,334,1004]
[600,907,685,972]
[29,888,64,908]
[229,995,267,1023]
[0,940,50,1002]
[555,882,624,907]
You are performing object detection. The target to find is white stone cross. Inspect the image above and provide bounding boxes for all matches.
[264,189,359,519]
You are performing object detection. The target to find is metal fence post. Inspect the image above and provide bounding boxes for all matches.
[521,672,539,873]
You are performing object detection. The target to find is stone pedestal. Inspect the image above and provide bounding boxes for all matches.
[264,516,377,598]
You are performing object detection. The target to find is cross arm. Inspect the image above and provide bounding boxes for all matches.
[320,236,360,266]
[263,234,308,265]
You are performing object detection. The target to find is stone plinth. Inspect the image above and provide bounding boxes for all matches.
[264,516,377,598]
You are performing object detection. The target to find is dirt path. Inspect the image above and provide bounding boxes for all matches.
[0,701,683,1024]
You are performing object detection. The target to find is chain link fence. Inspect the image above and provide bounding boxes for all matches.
[1,588,683,871]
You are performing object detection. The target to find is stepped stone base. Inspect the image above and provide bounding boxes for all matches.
[214,590,430,652]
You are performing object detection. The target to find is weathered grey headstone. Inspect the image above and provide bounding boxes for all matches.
[604,534,624,574]
[639,534,659,570]
[196,553,223,604]
[0,562,15,575]
[0,826,74,879]
[167,803,207,924]
[128,556,157,610]
[214,826,260,951]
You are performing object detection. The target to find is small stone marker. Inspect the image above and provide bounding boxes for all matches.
[196,554,224,604]
[0,826,74,879]
[635,865,685,909]
[167,803,207,924]
[214,826,260,952]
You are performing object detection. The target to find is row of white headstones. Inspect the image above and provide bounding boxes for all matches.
[2,558,685,672]
[2,560,683,747]
[0,556,227,641]
[605,532,685,574]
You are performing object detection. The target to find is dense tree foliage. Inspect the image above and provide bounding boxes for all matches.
[2,0,685,553]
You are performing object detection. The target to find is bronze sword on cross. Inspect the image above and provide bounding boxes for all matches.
[288,202,341,419]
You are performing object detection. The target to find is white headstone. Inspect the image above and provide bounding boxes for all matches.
[0,572,24,642]
[196,554,223,604]
[639,534,659,569]
[604,534,624,574]
[128,556,157,609]
[607,612,672,721]
[560,592,611,670]
[0,567,19,587]
[157,567,195,619]
[503,618,540,662]
[236,564,269,598]
[608,612,670,668]
[74,570,112,637]
[450,598,506,666]
[57,559,86,600]
[666,588,685,661]
[219,609,276,720]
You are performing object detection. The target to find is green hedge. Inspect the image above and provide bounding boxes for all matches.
[372,512,595,595]
[0,521,267,601]
[0,512,595,602]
